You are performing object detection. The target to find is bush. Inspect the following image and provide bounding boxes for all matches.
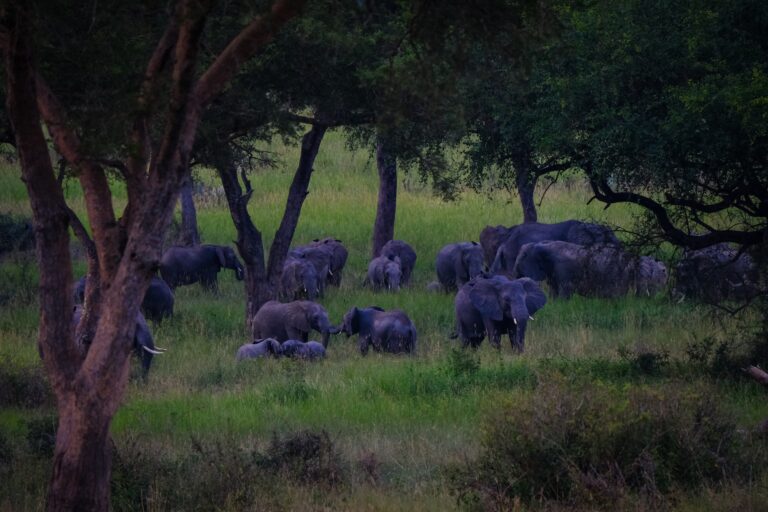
[618,344,669,376]
[449,378,763,510]
[26,415,57,457]
[0,360,52,408]
[0,213,34,256]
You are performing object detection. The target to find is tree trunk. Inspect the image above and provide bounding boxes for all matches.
[371,139,397,258]
[178,173,200,246]
[217,158,273,329]
[514,155,538,224]
[266,125,326,281]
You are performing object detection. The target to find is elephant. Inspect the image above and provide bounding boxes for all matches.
[435,241,485,291]
[71,306,163,377]
[307,238,348,286]
[159,244,244,290]
[480,225,516,267]
[673,243,759,303]
[512,241,666,299]
[380,240,417,285]
[251,300,340,348]
[365,255,402,291]
[280,339,326,360]
[490,220,620,275]
[340,306,417,355]
[280,256,321,302]
[74,276,175,323]
[288,246,332,297]
[236,338,282,361]
[454,275,547,352]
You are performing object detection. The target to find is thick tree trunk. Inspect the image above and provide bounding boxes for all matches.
[266,125,326,281]
[217,159,273,329]
[178,173,200,246]
[513,155,538,224]
[371,139,397,258]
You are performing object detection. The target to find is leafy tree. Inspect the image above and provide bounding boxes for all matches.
[1,0,305,509]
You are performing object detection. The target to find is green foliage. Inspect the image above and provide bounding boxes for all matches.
[449,379,764,510]
[617,344,670,376]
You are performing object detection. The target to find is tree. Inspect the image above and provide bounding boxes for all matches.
[534,0,768,249]
[1,0,305,509]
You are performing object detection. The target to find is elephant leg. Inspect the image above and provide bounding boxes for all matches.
[483,319,501,349]
[358,336,371,356]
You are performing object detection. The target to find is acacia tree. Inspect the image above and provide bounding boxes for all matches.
[2,0,305,509]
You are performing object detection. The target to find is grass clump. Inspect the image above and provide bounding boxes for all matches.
[449,378,764,511]
[0,359,52,408]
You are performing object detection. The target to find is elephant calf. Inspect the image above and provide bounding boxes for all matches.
[513,241,667,299]
[365,255,402,291]
[280,340,326,360]
[236,338,282,361]
[251,300,340,348]
[341,306,417,355]
[280,256,322,302]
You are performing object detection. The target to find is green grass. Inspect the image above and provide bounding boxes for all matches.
[0,130,765,510]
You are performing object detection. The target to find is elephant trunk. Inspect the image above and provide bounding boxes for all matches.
[509,300,529,353]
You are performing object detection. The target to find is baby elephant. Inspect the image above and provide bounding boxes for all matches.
[236,338,282,361]
[280,340,326,360]
[365,255,402,291]
[380,240,417,285]
[341,306,417,355]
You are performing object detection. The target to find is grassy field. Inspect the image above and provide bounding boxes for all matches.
[1,131,767,510]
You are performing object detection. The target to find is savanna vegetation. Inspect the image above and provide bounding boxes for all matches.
[1,0,767,510]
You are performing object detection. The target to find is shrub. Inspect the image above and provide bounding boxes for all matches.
[449,378,763,510]
[26,415,57,457]
[262,430,346,487]
[0,360,52,408]
[0,213,34,255]
[618,344,669,376]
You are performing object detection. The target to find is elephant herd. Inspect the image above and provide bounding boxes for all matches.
[69,220,761,375]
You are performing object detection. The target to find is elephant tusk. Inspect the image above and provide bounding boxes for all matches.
[513,318,517,325]
[153,346,168,351]
[142,346,164,355]
[529,316,534,321]
[329,269,333,276]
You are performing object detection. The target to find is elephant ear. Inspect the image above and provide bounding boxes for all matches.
[468,282,503,321]
[290,304,313,332]
[454,251,469,282]
[518,277,547,314]
[215,246,226,267]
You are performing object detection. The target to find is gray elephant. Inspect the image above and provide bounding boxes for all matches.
[251,300,340,348]
[365,255,402,291]
[673,243,759,303]
[280,256,321,302]
[74,275,175,323]
[380,240,417,285]
[288,246,331,297]
[307,238,348,286]
[236,338,282,361]
[512,241,666,299]
[72,306,163,377]
[491,220,620,275]
[435,241,485,291]
[341,306,417,355]
[480,225,516,267]
[160,244,244,290]
[454,275,546,352]
[280,339,326,360]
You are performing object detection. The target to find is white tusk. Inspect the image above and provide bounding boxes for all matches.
[142,346,164,355]
[529,316,534,321]
[513,318,517,325]
[154,346,168,352]
[329,269,333,276]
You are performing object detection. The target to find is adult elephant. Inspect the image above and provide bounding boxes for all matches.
[288,246,332,297]
[512,241,667,299]
[341,306,417,355]
[307,238,348,287]
[74,276,174,323]
[490,220,620,275]
[280,256,321,302]
[454,275,546,352]
[72,306,163,378]
[365,255,402,291]
[673,243,758,303]
[435,241,485,291]
[251,300,340,348]
[160,244,244,290]
[380,240,417,285]
[480,225,516,268]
